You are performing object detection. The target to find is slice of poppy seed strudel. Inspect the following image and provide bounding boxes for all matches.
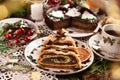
[37,29,82,70]
[37,51,81,69]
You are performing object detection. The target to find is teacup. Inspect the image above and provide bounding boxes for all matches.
[100,24,120,58]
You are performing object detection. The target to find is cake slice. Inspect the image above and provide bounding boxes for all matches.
[71,7,98,30]
[37,50,81,70]
[37,29,82,70]
[45,6,70,30]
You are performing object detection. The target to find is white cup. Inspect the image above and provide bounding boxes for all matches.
[100,24,120,58]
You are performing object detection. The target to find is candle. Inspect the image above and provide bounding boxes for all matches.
[31,2,43,21]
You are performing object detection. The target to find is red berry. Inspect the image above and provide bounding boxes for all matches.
[15,38,20,44]
[19,28,24,33]
[24,36,30,42]
[54,0,60,4]
[27,30,34,36]
[14,30,21,36]
[14,28,24,36]
[5,33,12,39]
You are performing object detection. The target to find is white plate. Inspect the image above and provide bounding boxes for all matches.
[66,25,100,37]
[0,18,38,29]
[0,18,38,41]
[89,33,120,61]
[25,37,94,75]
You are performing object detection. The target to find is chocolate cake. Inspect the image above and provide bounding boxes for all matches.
[45,4,98,30]
[45,6,70,30]
[71,7,98,30]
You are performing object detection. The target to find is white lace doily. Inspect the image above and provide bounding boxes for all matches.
[0,46,58,80]
[0,70,58,80]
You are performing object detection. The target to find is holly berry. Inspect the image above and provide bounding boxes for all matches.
[24,36,30,42]
[15,38,20,44]
[27,30,34,36]
[5,33,12,39]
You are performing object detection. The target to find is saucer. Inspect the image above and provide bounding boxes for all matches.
[89,33,120,61]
